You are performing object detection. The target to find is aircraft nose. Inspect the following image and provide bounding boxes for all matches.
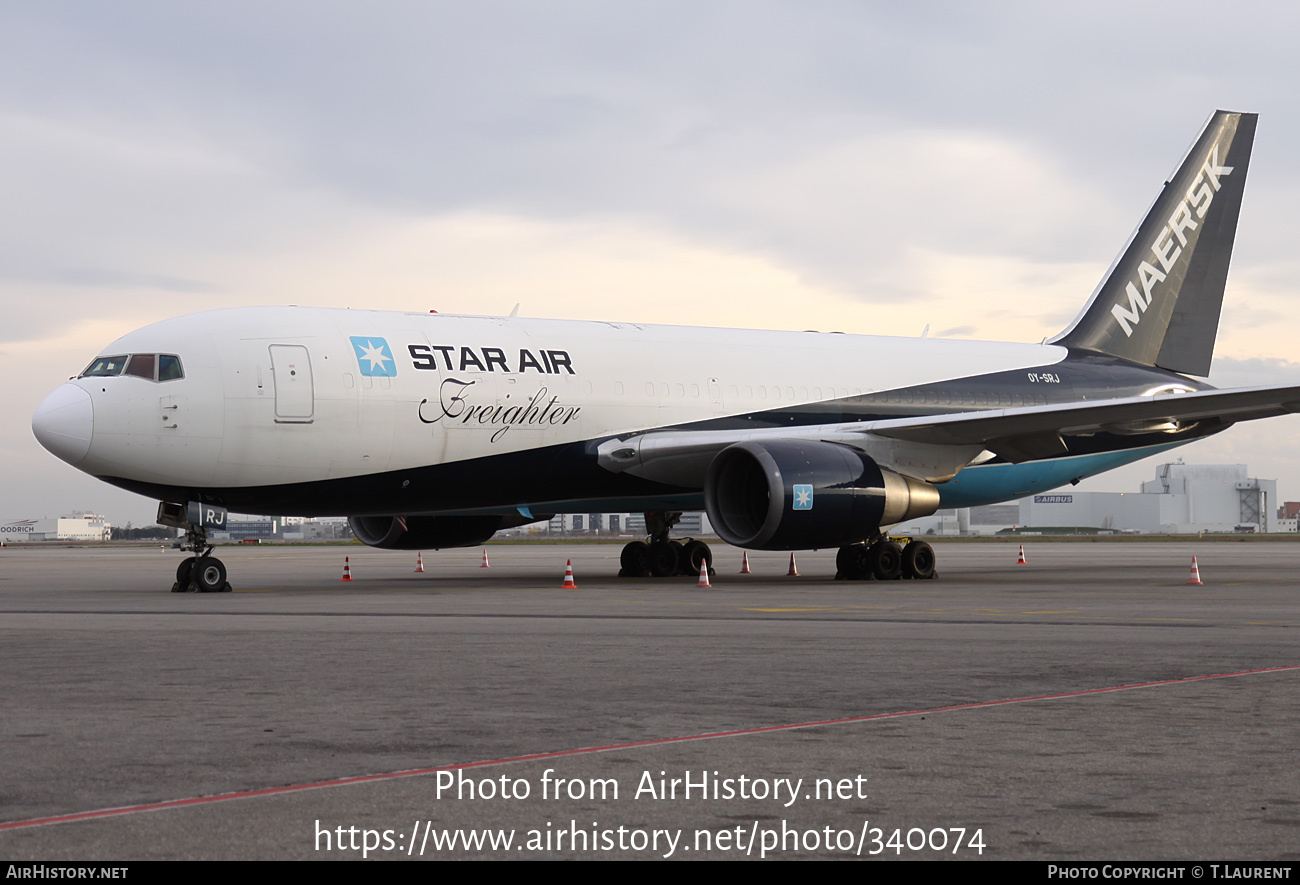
[32,383,94,466]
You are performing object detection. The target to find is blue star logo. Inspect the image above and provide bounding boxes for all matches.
[793,484,813,510]
[350,337,397,377]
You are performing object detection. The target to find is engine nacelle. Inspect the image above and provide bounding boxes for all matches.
[349,515,506,550]
[703,440,940,550]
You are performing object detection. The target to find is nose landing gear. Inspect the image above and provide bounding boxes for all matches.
[159,502,232,593]
[169,526,232,593]
[172,550,230,593]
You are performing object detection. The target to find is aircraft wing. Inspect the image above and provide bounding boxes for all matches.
[597,384,1300,483]
[864,384,1300,462]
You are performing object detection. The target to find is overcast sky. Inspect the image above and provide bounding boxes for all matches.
[6,1,1300,526]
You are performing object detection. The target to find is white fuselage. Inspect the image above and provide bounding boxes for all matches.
[55,306,1069,494]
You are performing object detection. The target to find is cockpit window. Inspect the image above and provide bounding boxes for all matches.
[81,355,129,377]
[79,353,183,382]
[125,354,155,379]
[158,354,183,381]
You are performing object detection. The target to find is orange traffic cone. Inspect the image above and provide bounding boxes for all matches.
[480,548,491,568]
[341,556,354,582]
[414,552,425,573]
[787,553,799,576]
[1016,544,1027,565]
[697,559,712,588]
[739,551,751,574]
[1187,556,1204,586]
[561,559,578,589]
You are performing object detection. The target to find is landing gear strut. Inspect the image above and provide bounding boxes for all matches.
[836,536,936,581]
[160,505,233,593]
[619,511,714,578]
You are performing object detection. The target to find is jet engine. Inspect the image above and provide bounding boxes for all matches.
[349,515,512,550]
[703,440,940,549]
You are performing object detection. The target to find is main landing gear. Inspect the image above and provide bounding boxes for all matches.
[835,536,936,581]
[619,511,715,578]
[170,523,232,593]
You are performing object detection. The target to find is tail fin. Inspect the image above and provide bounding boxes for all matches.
[1051,110,1257,376]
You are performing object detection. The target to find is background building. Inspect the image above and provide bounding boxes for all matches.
[208,515,353,541]
[897,462,1280,536]
[0,511,111,542]
[1018,463,1274,534]
[520,512,715,537]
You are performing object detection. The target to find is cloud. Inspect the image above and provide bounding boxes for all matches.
[1207,356,1300,389]
[9,3,1300,522]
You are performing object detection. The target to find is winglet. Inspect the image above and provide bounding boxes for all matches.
[1051,111,1257,376]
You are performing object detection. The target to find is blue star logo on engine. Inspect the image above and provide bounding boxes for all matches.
[793,484,813,510]
[350,337,396,376]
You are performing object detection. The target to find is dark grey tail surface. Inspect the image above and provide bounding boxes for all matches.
[1052,110,1256,376]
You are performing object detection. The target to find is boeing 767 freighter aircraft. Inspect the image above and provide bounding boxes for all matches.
[31,110,1300,591]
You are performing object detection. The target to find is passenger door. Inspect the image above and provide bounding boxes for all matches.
[269,344,314,423]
